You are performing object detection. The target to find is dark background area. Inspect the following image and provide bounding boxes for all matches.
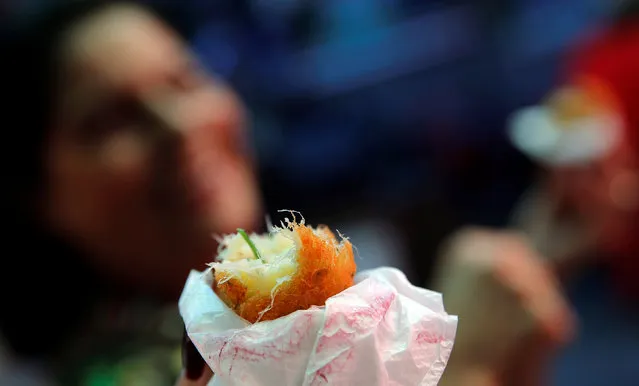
[0,0,616,284]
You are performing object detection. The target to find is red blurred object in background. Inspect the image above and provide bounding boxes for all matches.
[567,19,639,149]
[565,18,639,299]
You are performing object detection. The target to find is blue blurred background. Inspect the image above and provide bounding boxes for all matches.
[0,0,619,283]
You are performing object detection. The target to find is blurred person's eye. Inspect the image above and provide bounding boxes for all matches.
[79,97,146,145]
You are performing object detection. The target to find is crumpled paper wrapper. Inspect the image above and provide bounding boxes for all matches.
[179,267,458,386]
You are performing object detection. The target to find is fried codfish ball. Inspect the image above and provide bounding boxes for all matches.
[210,218,356,323]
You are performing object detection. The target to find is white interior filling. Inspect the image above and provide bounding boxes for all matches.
[210,228,300,294]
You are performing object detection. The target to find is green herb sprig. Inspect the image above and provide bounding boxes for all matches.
[237,228,262,260]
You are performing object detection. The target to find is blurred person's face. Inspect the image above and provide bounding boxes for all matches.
[552,140,639,257]
[540,81,639,258]
[42,4,262,296]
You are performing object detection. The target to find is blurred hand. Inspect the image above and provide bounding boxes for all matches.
[175,330,213,386]
[434,228,576,386]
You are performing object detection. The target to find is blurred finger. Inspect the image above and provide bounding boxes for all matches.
[177,328,213,386]
[175,368,213,386]
[492,237,576,346]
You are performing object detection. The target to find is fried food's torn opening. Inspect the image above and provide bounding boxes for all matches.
[213,228,299,295]
[210,217,356,323]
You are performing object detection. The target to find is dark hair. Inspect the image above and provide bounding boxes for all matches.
[2,1,104,216]
[0,0,191,360]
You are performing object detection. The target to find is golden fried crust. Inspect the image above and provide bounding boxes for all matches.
[213,224,356,323]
